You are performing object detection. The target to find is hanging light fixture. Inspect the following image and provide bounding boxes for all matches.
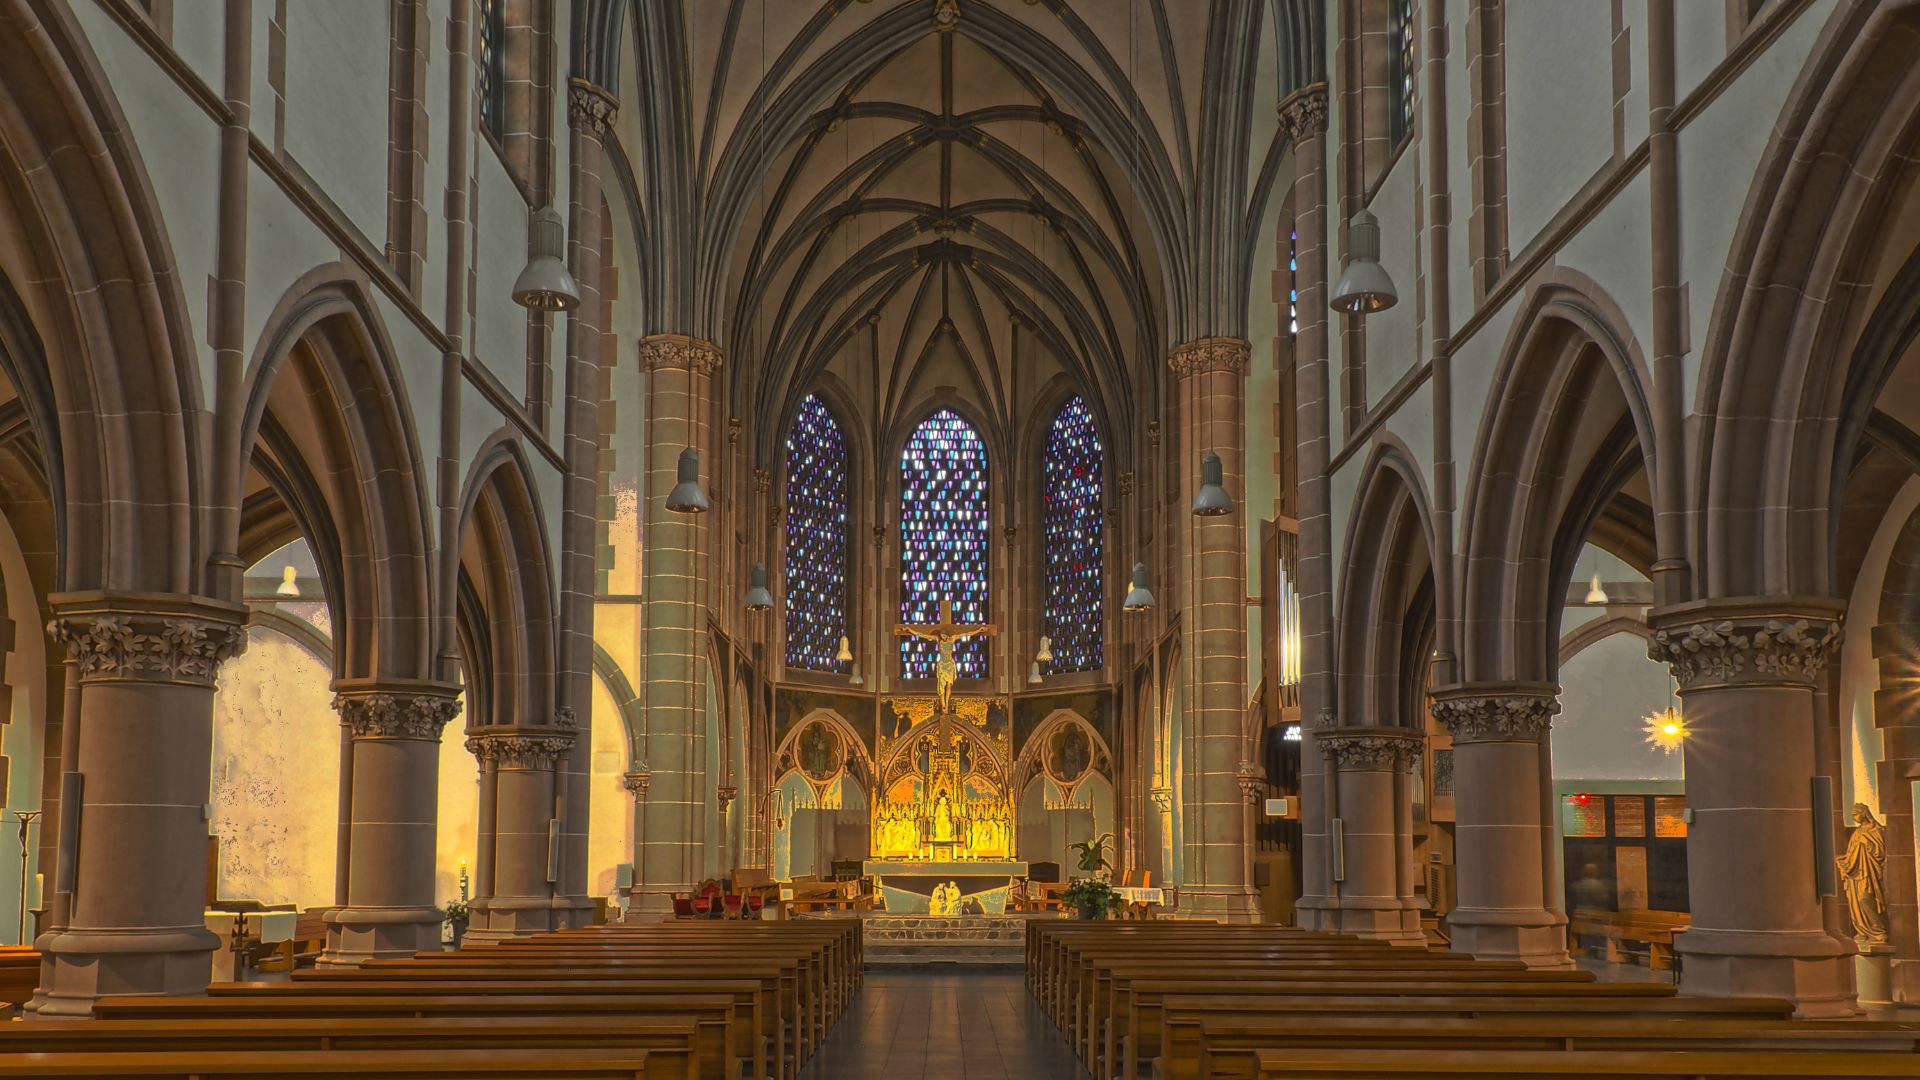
[1330,208,1398,314]
[1192,451,1233,516]
[665,447,710,513]
[1028,661,1044,686]
[849,661,864,687]
[836,636,854,663]
[511,205,582,310]
[1123,562,1155,611]
[1642,707,1688,754]
[1036,635,1054,664]
[1584,573,1610,606]
[743,562,773,611]
[276,565,301,598]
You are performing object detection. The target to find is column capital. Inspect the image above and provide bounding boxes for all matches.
[1235,761,1267,803]
[47,591,248,687]
[1429,682,1561,744]
[623,767,652,799]
[466,725,577,769]
[1317,726,1424,770]
[1646,597,1843,692]
[331,679,463,740]
[1277,82,1330,147]
[1167,336,1250,378]
[1148,785,1173,812]
[567,78,618,138]
[640,333,723,374]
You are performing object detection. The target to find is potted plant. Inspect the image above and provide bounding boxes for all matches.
[1062,877,1122,920]
[1069,832,1115,881]
[443,899,470,947]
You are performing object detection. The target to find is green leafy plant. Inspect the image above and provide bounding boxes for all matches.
[1069,831,1114,875]
[1062,876,1122,920]
[444,899,470,927]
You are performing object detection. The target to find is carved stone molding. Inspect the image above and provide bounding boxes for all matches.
[1166,336,1251,378]
[1277,82,1330,146]
[567,78,617,138]
[1235,761,1266,803]
[334,688,463,741]
[554,705,578,730]
[1318,728,1423,770]
[48,593,248,687]
[623,768,651,799]
[1647,600,1843,692]
[640,334,723,375]
[933,0,960,32]
[1428,686,1560,744]
[1148,785,1173,812]
[467,726,577,769]
[717,785,738,812]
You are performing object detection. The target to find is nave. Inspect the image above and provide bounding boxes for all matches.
[796,969,1084,1080]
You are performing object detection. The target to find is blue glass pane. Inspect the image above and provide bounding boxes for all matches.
[785,395,850,672]
[1042,396,1103,673]
[899,409,991,679]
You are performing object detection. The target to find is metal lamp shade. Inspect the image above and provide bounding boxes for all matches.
[1122,562,1155,611]
[664,447,711,514]
[1192,451,1233,516]
[744,562,773,610]
[1329,208,1398,314]
[511,206,582,310]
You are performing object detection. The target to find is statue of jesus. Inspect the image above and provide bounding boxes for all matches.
[895,598,997,715]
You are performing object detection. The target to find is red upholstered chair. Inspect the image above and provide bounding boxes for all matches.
[672,896,696,919]
[723,893,744,918]
[747,894,766,915]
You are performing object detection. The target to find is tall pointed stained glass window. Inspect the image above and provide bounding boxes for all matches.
[785,395,851,672]
[1042,396,1104,673]
[899,409,990,679]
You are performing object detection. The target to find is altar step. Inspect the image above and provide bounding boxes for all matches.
[863,914,1034,968]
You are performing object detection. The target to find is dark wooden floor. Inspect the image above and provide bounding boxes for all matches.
[798,969,1086,1080]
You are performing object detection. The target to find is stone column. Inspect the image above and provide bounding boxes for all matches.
[632,335,720,919]
[554,78,617,930]
[1872,621,1920,1002]
[30,593,246,1015]
[1170,336,1259,921]
[1316,727,1425,943]
[465,724,577,943]
[1428,683,1571,969]
[1647,600,1856,1015]
[1278,83,1337,931]
[319,681,463,966]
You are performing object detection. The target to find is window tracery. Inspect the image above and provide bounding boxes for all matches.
[785,395,851,672]
[1041,396,1103,673]
[899,409,991,680]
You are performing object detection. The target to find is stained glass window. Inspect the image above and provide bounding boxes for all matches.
[478,0,506,140]
[785,395,851,672]
[899,409,990,680]
[1042,397,1103,673]
[1288,228,1299,336]
[1388,0,1415,147]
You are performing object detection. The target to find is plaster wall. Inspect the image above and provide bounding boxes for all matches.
[1365,155,1420,406]
[1504,1,1614,253]
[283,1,393,246]
[1553,629,1681,785]
[589,676,634,900]
[1837,478,1920,815]
[0,511,44,944]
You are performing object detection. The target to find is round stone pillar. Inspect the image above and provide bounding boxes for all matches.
[465,724,578,943]
[1428,683,1571,969]
[1648,600,1856,1016]
[1316,727,1425,943]
[30,593,247,1015]
[318,682,462,966]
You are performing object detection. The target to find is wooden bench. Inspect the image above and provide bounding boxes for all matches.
[1568,909,1688,971]
[0,1016,704,1080]
[1251,1047,1920,1078]
[0,945,37,1009]
[0,1047,652,1078]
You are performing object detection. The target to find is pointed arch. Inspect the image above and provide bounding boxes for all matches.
[1334,440,1438,729]
[457,433,559,730]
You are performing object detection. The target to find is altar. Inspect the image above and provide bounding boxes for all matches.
[864,859,1029,915]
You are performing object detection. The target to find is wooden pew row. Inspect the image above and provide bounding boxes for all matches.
[0,1048,653,1078]
[95,991,747,1080]
[0,1017,703,1080]
[0,945,38,1009]
[1180,1015,1920,1080]
[543,920,864,1007]
[1250,1047,1920,1079]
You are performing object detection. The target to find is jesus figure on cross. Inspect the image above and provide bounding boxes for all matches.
[894,598,997,716]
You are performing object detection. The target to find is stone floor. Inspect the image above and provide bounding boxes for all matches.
[798,969,1087,1080]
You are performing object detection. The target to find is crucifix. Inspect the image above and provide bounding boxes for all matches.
[894,598,997,718]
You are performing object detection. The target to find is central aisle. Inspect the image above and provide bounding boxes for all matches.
[797,969,1087,1080]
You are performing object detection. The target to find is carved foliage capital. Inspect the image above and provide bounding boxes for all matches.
[640,334,724,375]
[623,768,652,799]
[1277,83,1330,146]
[1318,729,1423,770]
[567,78,617,138]
[1647,608,1842,691]
[334,690,463,741]
[467,727,577,769]
[1148,785,1173,812]
[1429,691,1559,744]
[50,599,247,687]
[1235,761,1266,803]
[1167,336,1250,378]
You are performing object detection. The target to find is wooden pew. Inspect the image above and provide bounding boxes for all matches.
[1182,1015,1920,1080]
[94,993,743,1080]
[1251,1047,1920,1078]
[0,1047,653,1078]
[0,945,38,1009]
[0,1017,703,1080]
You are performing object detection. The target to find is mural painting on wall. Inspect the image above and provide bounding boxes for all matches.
[775,689,876,756]
[1014,689,1114,757]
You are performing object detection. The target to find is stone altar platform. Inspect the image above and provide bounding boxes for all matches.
[863,859,1027,915]
[862,914,1033,967]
